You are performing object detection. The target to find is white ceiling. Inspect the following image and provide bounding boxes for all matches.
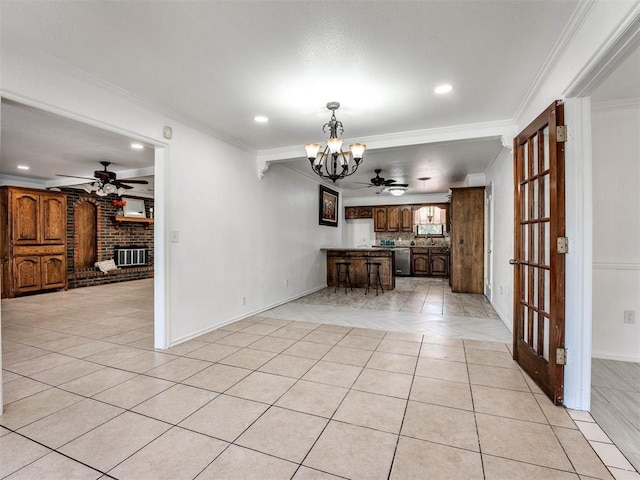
[1,1,636,198]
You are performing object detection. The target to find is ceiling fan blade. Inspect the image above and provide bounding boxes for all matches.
[118,179,149,184]
[56,174,96,181]
[391,183,409,187]
[383,180,397,185]
[114,182,134,189]
[353,182,374,186]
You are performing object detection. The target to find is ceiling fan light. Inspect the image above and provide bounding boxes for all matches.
[388,186,407,196]
[95,187,108,197]
[327,137,343,154]
[305,143,321,160]
[349,143,366,160]
[82,183,94,193]
[103,183,118,194]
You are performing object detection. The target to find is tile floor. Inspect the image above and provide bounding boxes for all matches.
[0,279,637,479]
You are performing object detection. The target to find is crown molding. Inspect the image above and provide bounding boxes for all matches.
[564,3,640,98]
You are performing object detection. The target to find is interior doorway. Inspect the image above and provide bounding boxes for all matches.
[0,98,167,412]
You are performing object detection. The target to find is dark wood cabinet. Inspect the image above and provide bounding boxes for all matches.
[374,207,387,231]
[411,247,449,277]
[374,206,401,232]
[429,251,449,276]
[450,187,484,293]
[345,206,373,219]
[1,186,68,298]
[387,207,399,231]
[400,205,413,232]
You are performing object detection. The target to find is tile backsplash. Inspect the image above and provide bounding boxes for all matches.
[376,231,449,247]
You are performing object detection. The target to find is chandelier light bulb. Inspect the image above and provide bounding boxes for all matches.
[305,143,321,160]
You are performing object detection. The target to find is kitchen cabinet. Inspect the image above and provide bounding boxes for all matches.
[450,186,484,293]
[387,206,399,231]
[374,206,400,232]
[400,205,413,232]
[345,206,373,219]
[1,186,68,298]
[411,247,449,277]
[374,207,387,231]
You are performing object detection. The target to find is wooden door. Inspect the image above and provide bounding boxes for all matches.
[75,202,97,269]
[374,207,387,232]
[512,100,566,404]
[387,207,399,232]
[11,191,39,244]
[41,193,67,244]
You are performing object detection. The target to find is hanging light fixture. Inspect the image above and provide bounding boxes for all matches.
[304,102,366,183]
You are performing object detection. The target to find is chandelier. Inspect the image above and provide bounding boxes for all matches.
[304,102,366,183]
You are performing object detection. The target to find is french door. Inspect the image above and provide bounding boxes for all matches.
[512,100,566,404]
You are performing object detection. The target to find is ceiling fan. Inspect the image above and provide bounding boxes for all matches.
[57,161,149,196]
[354,169,409,195]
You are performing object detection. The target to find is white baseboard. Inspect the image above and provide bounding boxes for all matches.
[592,351,640,363]
[167,284,327,348]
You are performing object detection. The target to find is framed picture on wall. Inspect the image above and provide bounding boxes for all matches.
[319,185,339,227]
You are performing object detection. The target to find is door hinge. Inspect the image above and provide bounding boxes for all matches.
[556,125,567,142]
[556,347,567,365]
[557,237,569,254]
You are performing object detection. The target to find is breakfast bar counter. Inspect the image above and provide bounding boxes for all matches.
[322,248,395,291]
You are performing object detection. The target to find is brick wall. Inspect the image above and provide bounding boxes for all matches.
[64,189,154,288]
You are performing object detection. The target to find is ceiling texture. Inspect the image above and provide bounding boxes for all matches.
[1,1,634,198]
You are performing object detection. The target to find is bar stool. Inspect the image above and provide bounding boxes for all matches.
[365,262,384,296]
[334,262,353,293]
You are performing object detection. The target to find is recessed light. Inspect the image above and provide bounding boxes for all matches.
[434,84,453,94]
[17,165,30,170]
[254,115,269,123]
[131,143,144,150]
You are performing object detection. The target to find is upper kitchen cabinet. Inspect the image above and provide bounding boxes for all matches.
[449,187,484,293]
[399,205,413,232]
[345,206,373,219]
[374,206,404,232]
[1,186,68,298]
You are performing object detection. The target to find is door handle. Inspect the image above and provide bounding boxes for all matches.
[509,259,519,265]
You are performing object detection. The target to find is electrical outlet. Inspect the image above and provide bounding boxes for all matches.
[241,296,246,306]
[624,310,635,324]
[285,278,289,287]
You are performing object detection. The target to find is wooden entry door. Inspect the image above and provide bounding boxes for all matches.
[512,100,566,404]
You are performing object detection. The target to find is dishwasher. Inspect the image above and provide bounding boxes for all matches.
[392,248,411,276]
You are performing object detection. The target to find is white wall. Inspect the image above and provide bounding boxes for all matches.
[1,48,341,346]
[591,102,640,361]
[484,148,514,332]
